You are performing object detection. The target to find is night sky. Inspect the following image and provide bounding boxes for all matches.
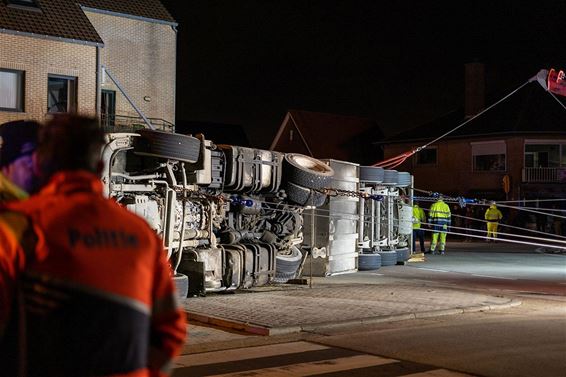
[161,1,566,148]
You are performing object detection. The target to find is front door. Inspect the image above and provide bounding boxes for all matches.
[101,90,116,128]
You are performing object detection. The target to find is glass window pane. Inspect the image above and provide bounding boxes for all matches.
[416,148,437,165]
[474,154,505,171]
[525,144,560,167]
[0,71,18,109]
[48,76,74,113]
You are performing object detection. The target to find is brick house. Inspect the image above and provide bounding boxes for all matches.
[270,109,384,165]
[379,79,566,225]
[0,0,176,130]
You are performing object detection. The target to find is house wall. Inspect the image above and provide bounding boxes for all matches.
[85,11,176,125]
[384,134,566,201]
[0,33,97,124]
[384,138,513,199]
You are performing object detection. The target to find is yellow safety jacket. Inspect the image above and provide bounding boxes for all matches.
[412,205,426,229]
[0,172,28,202]
[429,199,451,225]
[485,205,502,222]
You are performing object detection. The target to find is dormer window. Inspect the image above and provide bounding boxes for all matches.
[6,0,40,10]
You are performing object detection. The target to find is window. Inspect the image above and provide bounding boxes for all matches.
[0,69,24,112]
[525,144,561,168]
[415,147,437,165]
[471,141,506,172]
[6,0,39,8]
[47,75,77,113]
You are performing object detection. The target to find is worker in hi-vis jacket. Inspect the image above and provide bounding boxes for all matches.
[428,195,451,255]
[484,201,503,242]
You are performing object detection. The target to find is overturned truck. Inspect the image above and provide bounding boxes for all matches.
[101,130,413,297]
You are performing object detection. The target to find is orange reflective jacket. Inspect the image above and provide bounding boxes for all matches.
[0,171,186,377]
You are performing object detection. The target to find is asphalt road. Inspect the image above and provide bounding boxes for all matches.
[386,241,566,296]
[178,242,566,377]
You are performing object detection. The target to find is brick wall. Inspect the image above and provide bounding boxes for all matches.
[383,139,508,196]
[85,11,176,125]
[0,33,97,124]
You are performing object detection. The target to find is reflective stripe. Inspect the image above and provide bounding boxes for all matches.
[23,271,150,315]
[153,293,179,316]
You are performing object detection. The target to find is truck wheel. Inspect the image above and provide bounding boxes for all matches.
[383,170,399,185]
[359,166,384,183]
[283,153,334,189]
[173,273,189,300]
[274,246,303,283]
[134,130,200,163]
[396,247,411,263]
[379,250,398,266]
[285,182,327,207]
[358,253,381,271]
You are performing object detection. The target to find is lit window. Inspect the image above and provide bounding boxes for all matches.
[472,141,506,172]
[47,75,77,113]
[0,69,24,112]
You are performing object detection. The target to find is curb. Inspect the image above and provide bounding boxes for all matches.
[185,298,521,336]
[186,312,271,336]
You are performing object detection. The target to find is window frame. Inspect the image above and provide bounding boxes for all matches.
[524,140,566,168]
[0,68,25,113]
[47,74,77,113]
[414,146,437,166]
[471,141,507,172]
[6,0,39,9]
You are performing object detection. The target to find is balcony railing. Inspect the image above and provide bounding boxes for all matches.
[522,167,566,183]
[101,114,175,133]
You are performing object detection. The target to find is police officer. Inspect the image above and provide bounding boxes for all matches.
[484,201,503,242]
[0,114,186,377]
[0,120,40,374]
[428,195,451,255]
[0,120,40,200]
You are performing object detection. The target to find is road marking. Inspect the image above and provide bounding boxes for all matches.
[204,354,395,377]
[172,341,467,377]
[417,267,450,273]
[175,341,329,366]
[471,274,517,280]
[405,369,475,376]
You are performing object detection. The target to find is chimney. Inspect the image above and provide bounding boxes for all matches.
[464,62,485,118]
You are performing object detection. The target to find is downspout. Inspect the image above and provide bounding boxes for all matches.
[172,24,178,132]
[96,46,102,122]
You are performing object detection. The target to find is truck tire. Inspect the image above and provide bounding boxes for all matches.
[135,130,200,163]
[173,273,189,300]
[379,250,397,266]
[274,246,303,283]
[359,166,385,183]
[396,172,412,187]
[383,170,399,185]
[285,182,327,207]
[358,253,381,271]
[396,247,411,263]
[283,153,334,189]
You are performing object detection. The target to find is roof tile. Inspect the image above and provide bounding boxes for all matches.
[78,0,175,24]
[0,0,103,44]
[0,0,175,45]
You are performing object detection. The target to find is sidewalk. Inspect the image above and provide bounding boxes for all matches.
[181,268,521,349]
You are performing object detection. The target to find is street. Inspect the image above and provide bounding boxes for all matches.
[175,242,566,377]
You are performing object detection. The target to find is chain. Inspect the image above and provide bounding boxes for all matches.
[315,187,384,201]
